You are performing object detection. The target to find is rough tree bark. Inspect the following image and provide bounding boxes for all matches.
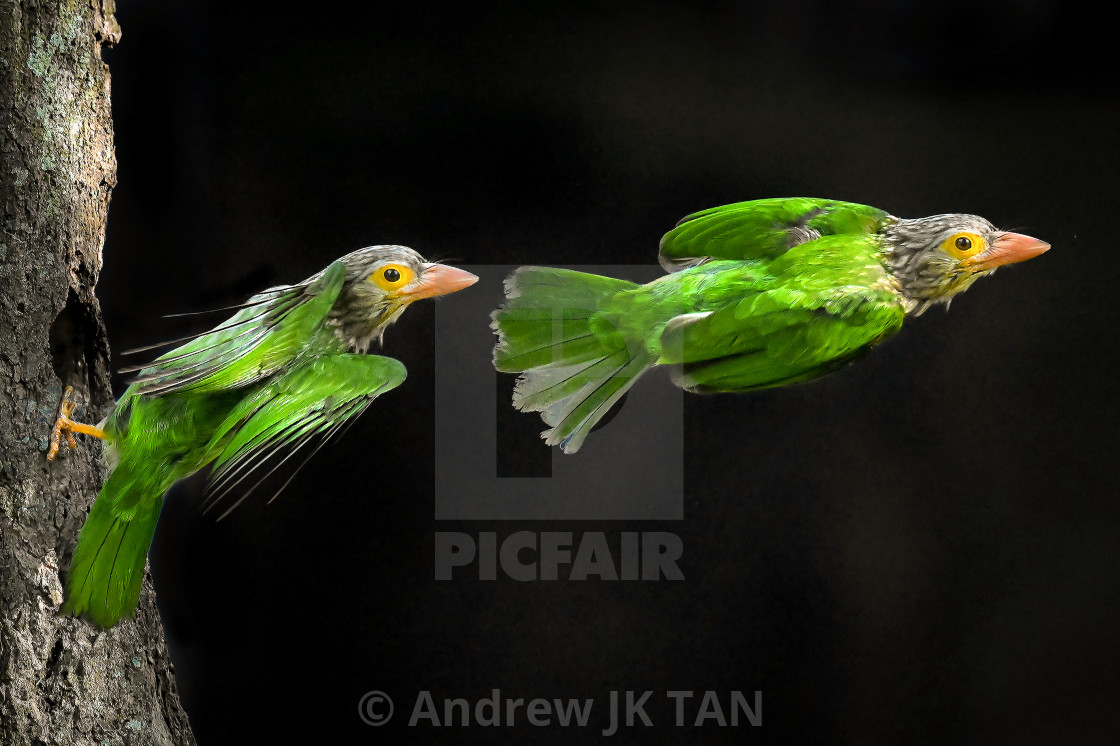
[0,2,195,744]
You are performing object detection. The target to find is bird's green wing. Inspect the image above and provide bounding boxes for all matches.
[656,235,905,391]
[122,261,349,397]
[199,352,407,518]
[62,352,405,625]
[658,197,891,271]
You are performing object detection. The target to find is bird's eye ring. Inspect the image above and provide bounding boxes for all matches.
[371,263,414,291]
[943,231,984,259]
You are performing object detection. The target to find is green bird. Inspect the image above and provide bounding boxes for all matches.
[492,197,1049,453]
[50,246,477,627]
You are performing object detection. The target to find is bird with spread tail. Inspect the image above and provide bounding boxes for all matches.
[50,246,477,627]
[492,197,1049,453]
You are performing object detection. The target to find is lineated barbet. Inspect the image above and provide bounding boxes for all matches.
[50,246,477,627]
[491,198,1049,453]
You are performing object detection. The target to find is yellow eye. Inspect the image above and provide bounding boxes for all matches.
[943,232,985,260]
[371,263,414,292]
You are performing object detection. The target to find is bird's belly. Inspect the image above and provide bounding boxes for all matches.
[111,388,250,476]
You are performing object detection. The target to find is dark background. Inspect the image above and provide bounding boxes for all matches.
[96,1,1118,743]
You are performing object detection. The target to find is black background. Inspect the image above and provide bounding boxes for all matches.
[96,1,1118,743]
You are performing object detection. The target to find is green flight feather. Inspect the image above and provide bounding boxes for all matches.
[658,197,889,270]
[203,354,406,517]
[122,261,347,397]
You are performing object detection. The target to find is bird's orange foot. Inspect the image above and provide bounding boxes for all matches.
[48,386,106,461]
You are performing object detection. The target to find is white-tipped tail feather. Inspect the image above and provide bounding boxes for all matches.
[491,267,653,453]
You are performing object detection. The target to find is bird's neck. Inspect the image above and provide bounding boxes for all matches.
[328,302,406,353]
[878,217,966,316]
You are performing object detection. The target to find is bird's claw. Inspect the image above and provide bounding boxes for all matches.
[48,386,77,461]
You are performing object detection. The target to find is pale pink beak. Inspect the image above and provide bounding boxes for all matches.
[966,232,1050,271]
[401,263,478,300]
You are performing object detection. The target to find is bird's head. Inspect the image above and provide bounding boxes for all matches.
[881,214,1049,315]
[330,245,478,351]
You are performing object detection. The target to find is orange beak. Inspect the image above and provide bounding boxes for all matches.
[965,232,1050,271]
[401,263,479,300]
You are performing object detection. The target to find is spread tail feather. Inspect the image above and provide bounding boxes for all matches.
[492,267,653,453]
[63,468,163,628]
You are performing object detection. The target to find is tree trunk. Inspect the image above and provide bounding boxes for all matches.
[0,2,195,744]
